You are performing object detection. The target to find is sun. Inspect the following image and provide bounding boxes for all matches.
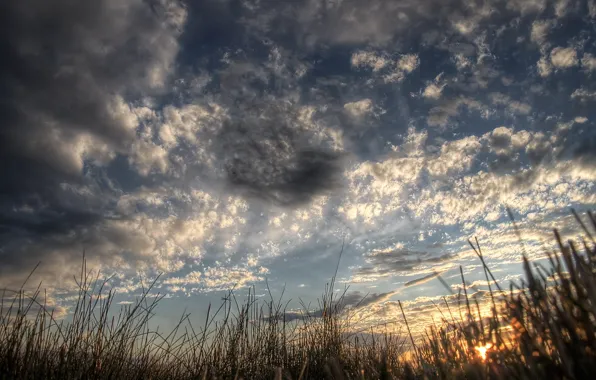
[474,343,493,361]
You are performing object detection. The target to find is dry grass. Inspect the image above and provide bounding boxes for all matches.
[1,211,596,379]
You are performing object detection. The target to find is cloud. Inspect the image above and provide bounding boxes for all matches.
[537,56,553,77]
[423,83,445,100]
[1,291,69,320]
[571,88,596,101]
[384,54,420,83]
[291,0,425,46]
[0,0,187,285]
[279,290,397,321]
[403,271,442,287]
[485,127,532,156]
[537,46,579,77]
[530,20,554,49]
[0,215,160,290]
[581,53,596,71]
[344,99,374,118]
[339,127,487,229]
[350,246,454,283]
[554,0,578,18]
[0,182,257,292]
[159,103,227,148]
[350,50,419,83]
[550,47,578,69]
[163,271,203,286]
[341,290,398,309]
[130,140,170,176]
[339,119,596,257]
[214,102,344,206]
[396,54,420,73]
[427,96,484,127]
[164,265,269,292]
[426,136,482,177]
[351,51,389,72]
[1,0,596,321]
[590,0,596,17]
[506,0,548,14]
[488,93,532,115]
[452,53,473,71]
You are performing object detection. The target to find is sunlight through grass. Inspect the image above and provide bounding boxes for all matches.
[0,211,596,378]
[474,343,493,361]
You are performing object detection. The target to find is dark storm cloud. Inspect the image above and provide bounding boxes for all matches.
[0,0,180,148]
[0,215,158,290]
[214,102,344,206]
[0,0,185,282]
[0,0,177,195]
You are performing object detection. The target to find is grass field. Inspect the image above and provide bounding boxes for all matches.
[1,211,596,379]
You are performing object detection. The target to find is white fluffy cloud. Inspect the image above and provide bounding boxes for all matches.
[581,53,596,71]
[531,20,554,49]
[550,47,579,69]
[344,99,374,118]
[537,56,553,77]
[338,123,596,240]
[396,54,420,73]
[423,83,445,100]
[163,265,269,292]
[538,46,579,77]
[351,51,419,83]
[160,103,226,147]
[351,51,389,71]
[384,54,420,83]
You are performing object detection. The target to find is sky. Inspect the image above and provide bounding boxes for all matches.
[1,0,596,335]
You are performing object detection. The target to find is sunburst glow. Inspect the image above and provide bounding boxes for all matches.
[474,343,493,361]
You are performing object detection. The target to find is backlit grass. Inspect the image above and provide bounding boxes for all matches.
[1,211,596,379]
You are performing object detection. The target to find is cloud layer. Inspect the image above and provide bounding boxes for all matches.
[0,0,595,331]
